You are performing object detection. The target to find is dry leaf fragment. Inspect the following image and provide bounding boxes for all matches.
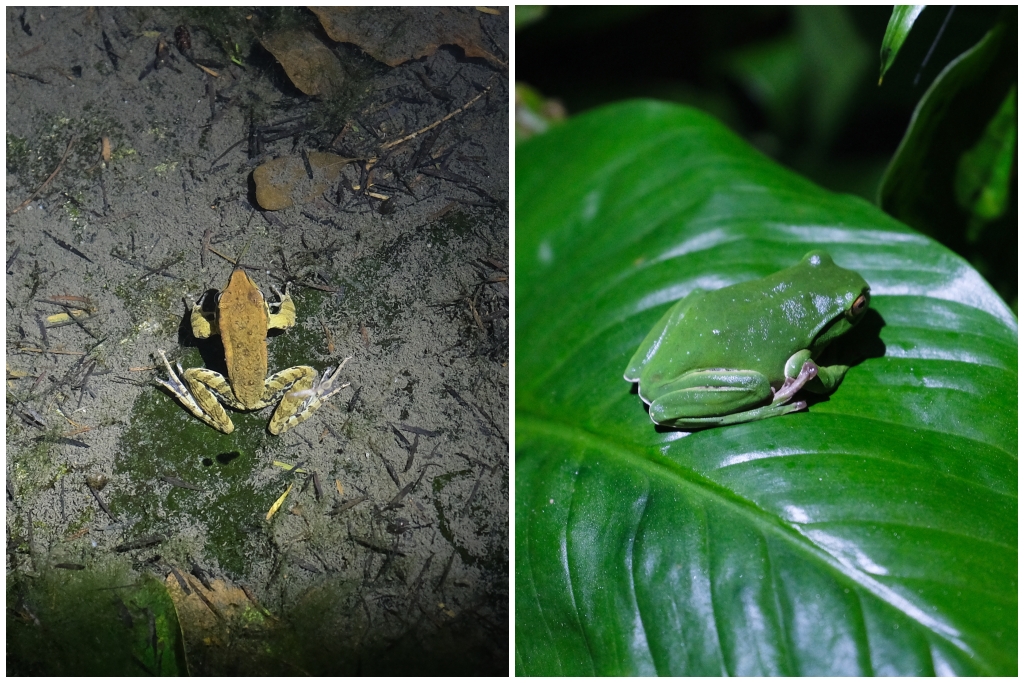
[320,319,336,355]
[194,62,219,78]
[45,309,92,325]
[266,483,293,520]
[271,460,309,474]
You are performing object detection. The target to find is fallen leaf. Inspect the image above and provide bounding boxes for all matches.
[271,460,309,474]
[259,28,346,96]
[252,152,355,210]
[165,574,271,653]
[46,308,94,325]
[309,7,503,67]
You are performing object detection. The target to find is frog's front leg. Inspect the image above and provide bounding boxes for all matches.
[776,349,850,401]
[190,292,219,339]
[155,350,239,433]
[266,284,297,331]
[263,357,351,435]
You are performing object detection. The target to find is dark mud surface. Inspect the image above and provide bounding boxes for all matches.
[6,7,508,675]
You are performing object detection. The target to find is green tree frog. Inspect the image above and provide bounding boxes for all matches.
[624,250,870,428]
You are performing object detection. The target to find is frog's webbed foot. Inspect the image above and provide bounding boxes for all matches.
[771,361,818,405]
[267,357,352,435]
[306,356,352,403]
[155,349,188,396]
[154,349,236,433]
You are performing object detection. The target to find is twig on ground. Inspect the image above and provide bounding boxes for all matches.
[9,135,77,216]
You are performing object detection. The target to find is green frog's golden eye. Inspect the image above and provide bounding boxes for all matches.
[848,291,870,319]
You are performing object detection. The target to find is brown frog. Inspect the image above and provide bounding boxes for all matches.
[157,267,350,434]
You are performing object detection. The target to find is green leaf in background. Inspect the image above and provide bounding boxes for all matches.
[955,84,1016,239]
[515,5,547,32]
[516,100,1016,676]
[7,566,188,675]
[795,6,872,151]
[725,37,803,141]
[877,13,1016,304]
[879,5,926,85]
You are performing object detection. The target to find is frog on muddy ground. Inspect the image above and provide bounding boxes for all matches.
[156,266,351,435]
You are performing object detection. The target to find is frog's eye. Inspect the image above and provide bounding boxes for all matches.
[848,291,869,319]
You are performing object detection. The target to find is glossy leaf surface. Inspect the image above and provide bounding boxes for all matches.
[515,100,1017,676]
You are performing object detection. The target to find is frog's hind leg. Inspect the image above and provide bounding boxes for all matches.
[265,358,352,435]
[155,350,238,433]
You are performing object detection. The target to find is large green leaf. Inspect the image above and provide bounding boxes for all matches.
[515,100,1017,676]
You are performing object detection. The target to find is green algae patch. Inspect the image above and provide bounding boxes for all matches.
[427,209,477,247]
[112,356,289,576]
[8,429,62,497]
[270,286,332,370]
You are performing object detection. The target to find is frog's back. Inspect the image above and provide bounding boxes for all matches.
[682,283,812,373]
[219,270,270,406]
[640,273,827,387]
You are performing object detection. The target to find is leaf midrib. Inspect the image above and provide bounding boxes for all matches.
[518,412,993,666]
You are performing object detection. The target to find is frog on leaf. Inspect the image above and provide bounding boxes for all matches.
[157,267,350,435]
[624,250,870,429]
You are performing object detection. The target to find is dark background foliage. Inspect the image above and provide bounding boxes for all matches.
[517,5,1015,307]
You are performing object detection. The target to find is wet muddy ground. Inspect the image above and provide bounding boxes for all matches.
[6,7,508,675]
